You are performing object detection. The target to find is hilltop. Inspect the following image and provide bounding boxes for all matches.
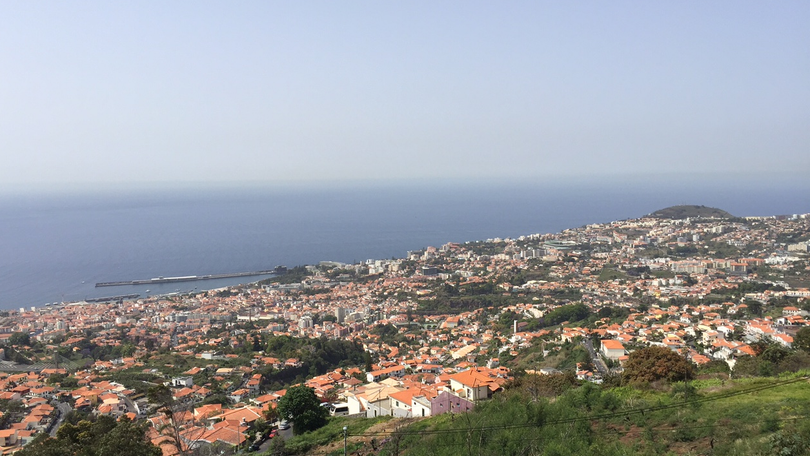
[648,204,733,219]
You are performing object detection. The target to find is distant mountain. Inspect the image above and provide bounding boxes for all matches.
[648,205,733,219]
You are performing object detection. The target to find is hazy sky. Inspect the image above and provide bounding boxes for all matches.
[1,2,808,189]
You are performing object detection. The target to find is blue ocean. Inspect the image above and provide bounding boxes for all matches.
[1,177,808,310]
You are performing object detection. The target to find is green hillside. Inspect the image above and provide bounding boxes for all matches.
[648,205,733,219]
[304,374,810,456]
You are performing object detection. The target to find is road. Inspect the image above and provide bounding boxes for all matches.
[252,426,293,453]
[122,396,141,417]
[49,400,73,437]
[583,339,609,376]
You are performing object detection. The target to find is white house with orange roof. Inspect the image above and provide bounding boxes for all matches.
[366,365,405,383]
[783,306,807,317]
[447,368,492,401]
[600,339,626,360]
[388,388,418,418]
[771,333,793,348]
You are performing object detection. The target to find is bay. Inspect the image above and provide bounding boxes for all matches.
[1,176,808,310]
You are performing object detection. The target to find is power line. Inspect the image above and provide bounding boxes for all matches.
[347,376,809,438]
[352,411,810,451]
[294,408,810,455]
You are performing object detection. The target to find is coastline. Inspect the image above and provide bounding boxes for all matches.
[2,179,809,310]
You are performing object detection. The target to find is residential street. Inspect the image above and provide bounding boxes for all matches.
[583,339,609,376]
[49,400,73,437]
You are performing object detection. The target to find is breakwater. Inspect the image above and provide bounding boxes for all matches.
[95,268,283,288]
[84,294,140,302]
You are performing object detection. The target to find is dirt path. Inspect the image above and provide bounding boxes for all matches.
[313,418,417,456]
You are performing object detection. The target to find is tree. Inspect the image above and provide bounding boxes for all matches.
[147,385,202,456]
[776,351,810,375]
[276,385,327,435]
[730,325,746,341]
[263,405,279,425]
[541,303,591,327]
[364,352,373,372]
[760,344,790,364]
[8,332,31,346]
[746,300,763,317]
[698,359,730,375]
[510,371,580,400]
[622,346,694,384]
[795,327,810,352]
[266,436,288,456]
[17,416,161,456]
[95,417,162,456]
[733,355,773,378]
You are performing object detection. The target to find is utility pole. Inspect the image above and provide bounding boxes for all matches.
[343,426,348,456]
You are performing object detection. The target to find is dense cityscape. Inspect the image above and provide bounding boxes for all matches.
[1,206,809,455]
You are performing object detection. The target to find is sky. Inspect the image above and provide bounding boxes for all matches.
[1,2,809,190]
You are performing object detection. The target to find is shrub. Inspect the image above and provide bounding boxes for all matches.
[622,346,694,384]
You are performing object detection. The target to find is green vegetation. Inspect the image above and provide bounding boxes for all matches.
[622,346,695,384]
[516,342,595,372]
[732,350,810,378]
[273,330,810,456]
[8,331,31,346]
[417,294,515,315]
[541,303,591,328]
[104,372,163,395]
[370,323,407,346]
[416,271,583,316]
[507,371,580,399]
[648,205,733,219]
[277,385,328,435]
[282,416,392,455]
[258,265,311,285]
[795,327,810,352]
[259,336,366,389]
[18,416,160,456]
[597,267,627,282]
[365,375,810,456]
[712,281,786,299]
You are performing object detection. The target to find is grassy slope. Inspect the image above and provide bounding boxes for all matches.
[305,374,810,456]
[280,416,392,455]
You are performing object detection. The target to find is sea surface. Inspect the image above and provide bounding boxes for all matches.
[1,177,808,310]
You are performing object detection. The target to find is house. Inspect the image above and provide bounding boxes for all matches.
[448,369,492,401]
[246,374,262,393]
[191,420,249,450]
[346,384,403,418]
[771,333,793,348]
[209,406,263,426]
[366,366,405,383]
[783,307,807,317]
[430,391,474,415]
[388,389,417,418]
[0,429,17,447]
[412,395,432,417]
[171,377,194,388]
[600,340,626,360]
[194,404,223,420]
[228,389,250,403]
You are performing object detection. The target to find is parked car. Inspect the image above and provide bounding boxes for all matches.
[278,420,290,430]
